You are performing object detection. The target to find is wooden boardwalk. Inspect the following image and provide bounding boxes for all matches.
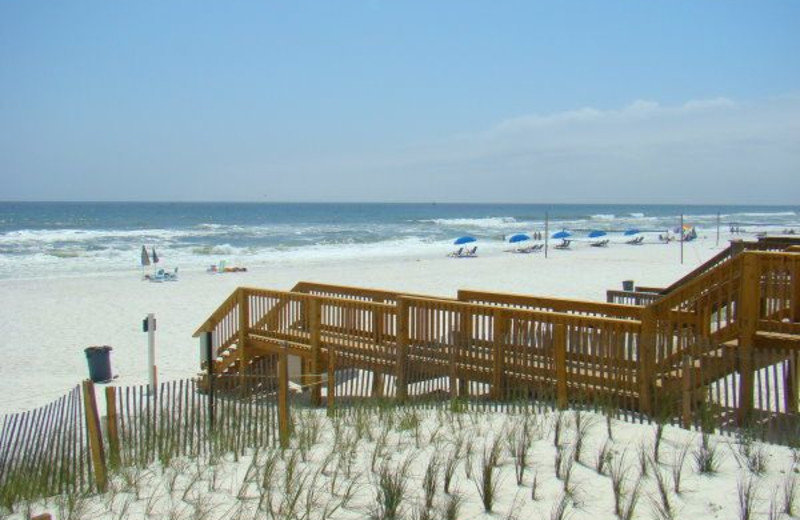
[196,246,800,432]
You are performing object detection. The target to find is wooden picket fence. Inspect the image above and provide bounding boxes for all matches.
[0,371,290,508]
[0,384,95,507]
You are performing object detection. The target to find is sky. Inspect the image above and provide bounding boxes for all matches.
[0,1,798,204]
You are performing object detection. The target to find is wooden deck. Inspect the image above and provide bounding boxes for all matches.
[196,248,800,427]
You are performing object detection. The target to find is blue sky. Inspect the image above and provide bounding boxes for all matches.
[1,1,798,203]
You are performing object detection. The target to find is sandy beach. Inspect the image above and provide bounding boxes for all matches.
[0,233,725,414]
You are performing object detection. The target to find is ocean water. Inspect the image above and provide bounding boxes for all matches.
[0,202,798,280]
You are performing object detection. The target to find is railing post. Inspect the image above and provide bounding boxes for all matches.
[206,331,215,430]
[458,309,472,397]
[371,298,385,398]
[238,288,250,394]
[327,344,336,416]
[638,308,656,415]
[396,298,409,403]
[81,380,107,492]
[309,298,322,407]
[681,355,693,428]
[785,350,798,414]
[792,256,800,323]
[737,253,760,426]
[278,343,290,449]
[553,323,568,409]
[104,386,120,470]
[491,310,509,400]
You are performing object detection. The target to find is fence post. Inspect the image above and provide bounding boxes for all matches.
[309,298,322,407]
[491,310,509,400]
[638,308,656,415]
[458,309,472,397]
[81,380,107,492]
[206,331,215,431]
[396,298,409,403]
[327,344,336,417]
[104,387,120,470]
[737,253,760,426]
[792,257,800,323]
[238,288,250,394]
[278,343,290,449]
[681,355,693,428]
[553,323,568,409]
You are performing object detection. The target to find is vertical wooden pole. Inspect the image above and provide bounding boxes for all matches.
[791,258,800,323]
[206,331,215,431]
[372,297,384,344]
[458,309,472,397]
[327,345,336,416]
[638,308,656,415]
[104,387,120,470]
[371,372,384,398]
[238,289,250,394]
[681,355,693,428]
[737,253,760,426]
[784,351,798,414]
[491,310,509,400]
[396,298,410,403]
[309,299,322,407]
[553,323,568,409]
[81,380,107,492]
[278,344,290,449]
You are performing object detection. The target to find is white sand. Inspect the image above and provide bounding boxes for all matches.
[0,234,725,414]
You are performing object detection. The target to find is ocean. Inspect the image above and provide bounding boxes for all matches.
[0,202,798,280]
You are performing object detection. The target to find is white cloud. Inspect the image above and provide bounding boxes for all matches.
[278,93,799,204]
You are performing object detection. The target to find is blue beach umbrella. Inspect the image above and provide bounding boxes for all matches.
[588,230,607,239]
[552,230,572,240]
[453,236,477,245]
[624,228,640,236]
[508,233,531,243]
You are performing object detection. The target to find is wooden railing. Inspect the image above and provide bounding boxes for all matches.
[195,250,800,435]
[606,290,661,307]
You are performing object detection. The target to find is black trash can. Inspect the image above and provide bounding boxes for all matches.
[84,345,113,383]
[622,280,635,291]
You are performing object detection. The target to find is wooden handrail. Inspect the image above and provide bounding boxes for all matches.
[459,289,642,319]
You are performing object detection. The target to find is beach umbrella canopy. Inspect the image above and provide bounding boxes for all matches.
[453,236,477,245]
[624,229,640,236]
[552,230,572,239]
[588,230,607,238]
[508,233,531,243]
[152,247,159,264]
[141,246,151,266]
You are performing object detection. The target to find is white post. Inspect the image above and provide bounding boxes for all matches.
[147,313,157,395]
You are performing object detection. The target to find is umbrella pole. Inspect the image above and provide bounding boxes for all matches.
[545,211,549,259]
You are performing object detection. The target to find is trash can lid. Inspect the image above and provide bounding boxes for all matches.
[84,345,113,353]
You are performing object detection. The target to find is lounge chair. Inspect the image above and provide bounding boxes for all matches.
[463,246,478,257]
[531,244,544,252]
[554,239,571,250]
[447,247,464,257]
[590,239,610,247]
[626,236,644,245]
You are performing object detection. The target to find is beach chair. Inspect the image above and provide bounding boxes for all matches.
[554,239,571,250]
[464,246,478,257]
[590,239,609,247]
[447,247,464,257]
[626,236,644,245]
[531,244,544,252]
